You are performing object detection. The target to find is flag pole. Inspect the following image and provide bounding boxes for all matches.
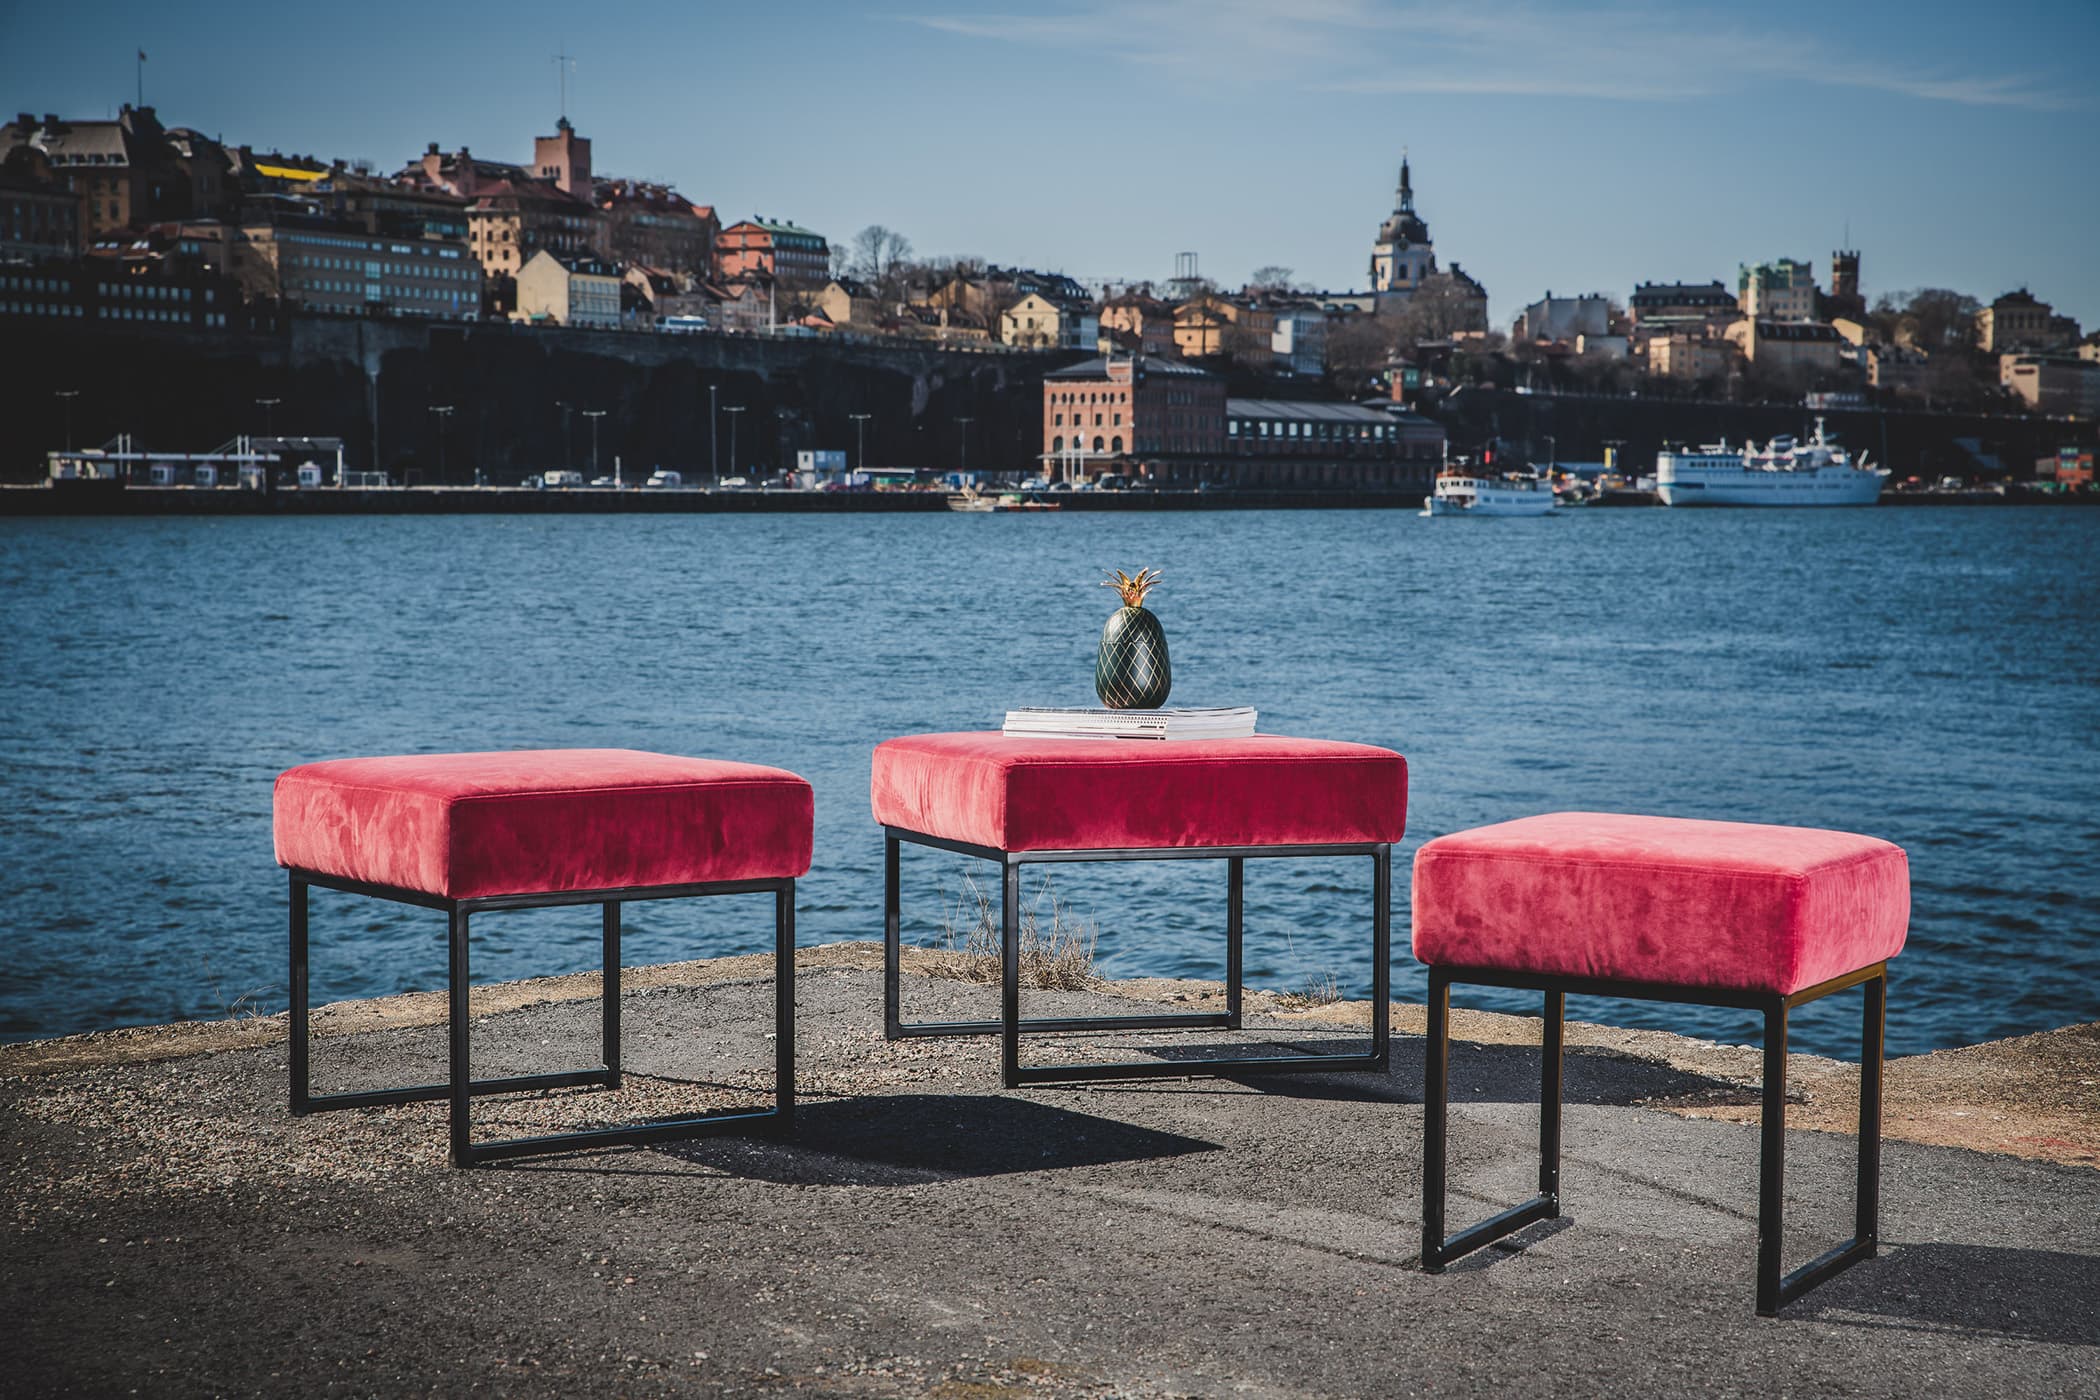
[135,49,145,109]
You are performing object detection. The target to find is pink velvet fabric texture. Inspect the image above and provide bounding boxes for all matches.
[1411,812,1908,995]
[274,749,814,899]
[870,732,1407,852]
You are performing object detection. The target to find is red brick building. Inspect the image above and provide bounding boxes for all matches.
[715,218,828,289]
[1041,354,1224,480]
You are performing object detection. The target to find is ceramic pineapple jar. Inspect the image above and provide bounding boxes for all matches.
[1095,567,1171,709]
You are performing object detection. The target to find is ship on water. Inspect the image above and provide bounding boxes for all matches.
[1421,465,1556,517]
[1656,417,1885,507]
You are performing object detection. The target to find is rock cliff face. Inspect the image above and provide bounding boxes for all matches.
[3,316,1079,484]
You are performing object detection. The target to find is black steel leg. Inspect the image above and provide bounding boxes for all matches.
[1858,971,1885,1250]
[1001,860,1022,1089]
[1226,857,1244,1030]
[1541,990,1564,1211]
[602,902,622,1089]
[883,834,902,1039]
[1757,1001,1789,1314]
[1422,973,1562,1270]
[1422,969,1450,1271]
[1419,962,1889,1313]
[289,874,310,1114]
[775,880,797,1126]
[1371,845,1392,1068]
[448,905,472,1169]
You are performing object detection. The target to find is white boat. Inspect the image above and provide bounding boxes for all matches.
[1420,468,1557,517]
[1657,418,1884,507]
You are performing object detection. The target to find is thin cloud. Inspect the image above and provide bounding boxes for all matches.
[905,1,2072,111]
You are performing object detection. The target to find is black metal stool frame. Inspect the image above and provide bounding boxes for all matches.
[289,868,796,1167]
[1420,960,1887,1316]
[883,827,1391,1088]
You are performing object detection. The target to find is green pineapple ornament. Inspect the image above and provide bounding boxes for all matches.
[1096,567,1171,709]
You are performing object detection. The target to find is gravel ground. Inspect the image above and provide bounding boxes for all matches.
[5,949,2098,1397]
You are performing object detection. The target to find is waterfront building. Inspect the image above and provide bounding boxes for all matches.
[514,249,620,328]
[1000,292,1095,350]
[1738,259,1818,320]
[1,106,210,237]
[1269,304,1328,376]
[1041,353,1224,479]
[597,179,716,277]
[1513,292,1612,345]
[1999,354,2100,417]
[1866,344,1929,398]
[1629,280,1739,328]
[1723,317,1845,374]
[716,219,829,290]
[0,247,249,331]
[1097,291,1176,356]
[1172,298,1229,358]
[624,265,721,324]
[1223,399,1441,490]
[1368,154,1435,304]
[1976,289,2080,354]
[231,217,481,319]
[1645,330,1732,382]
[811,277,879,329]
[466,179,606,280]
[0,148,83,261]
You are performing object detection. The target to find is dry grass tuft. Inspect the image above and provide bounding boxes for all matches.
[924,872,1101,991]
[1274,970,1343,1011]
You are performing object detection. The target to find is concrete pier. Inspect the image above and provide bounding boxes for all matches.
[5,944,2096,1396]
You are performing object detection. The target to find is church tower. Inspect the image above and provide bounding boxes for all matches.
[1370,153,1437,299]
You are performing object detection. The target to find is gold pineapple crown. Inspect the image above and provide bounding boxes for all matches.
[1102,567,1163,609]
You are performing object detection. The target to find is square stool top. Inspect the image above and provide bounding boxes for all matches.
[274,749,813,900]
[1412,811,1909,996]
[871,731,1407,853]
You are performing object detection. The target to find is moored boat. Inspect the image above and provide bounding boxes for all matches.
[1657,418,1884,507]
[1420,466,1556,517]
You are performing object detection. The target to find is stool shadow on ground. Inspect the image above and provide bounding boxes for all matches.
[654,1093,1222,1187]
[1071,1036,1743,1110]
[1803,1242,2100,1345]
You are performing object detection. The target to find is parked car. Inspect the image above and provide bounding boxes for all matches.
[646,470,683,489]
[719,476,750,489]
[543,470,584,488]
[590,475,617,487]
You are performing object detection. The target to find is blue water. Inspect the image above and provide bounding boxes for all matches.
[2,508,2095,1057]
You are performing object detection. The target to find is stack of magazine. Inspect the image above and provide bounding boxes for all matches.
[1002,706,1257,741]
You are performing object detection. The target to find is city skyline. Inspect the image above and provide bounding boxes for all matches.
[3,0,2095,327]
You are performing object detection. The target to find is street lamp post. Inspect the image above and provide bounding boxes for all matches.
[955,416,973,478]
[255,396,281,440]
[429,405,454,483]
[849,413,872,473]
[709,384,719,485]
[1543,433,1556,474]
[583,409,606,478]
[54,390,80,453]
[723,406,745,480]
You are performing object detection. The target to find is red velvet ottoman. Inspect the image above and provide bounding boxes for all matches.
[275,749,812,1166]
[871,732,1408,1086]
[1411,811,1910,1314]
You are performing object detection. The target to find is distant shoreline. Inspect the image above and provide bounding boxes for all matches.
[4,483,2090,517]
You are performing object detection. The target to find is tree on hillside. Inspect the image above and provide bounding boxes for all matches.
[850,225,915,299]
[1326,314,1397,389]
[1871,288,1982,354]
[1247,265,1298,295]
[1387,278,1483,347]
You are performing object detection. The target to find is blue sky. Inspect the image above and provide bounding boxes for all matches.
[5,0,2095,327]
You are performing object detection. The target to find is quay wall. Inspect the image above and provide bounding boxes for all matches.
[0,315,1081,484]
[1435,386,2099,479]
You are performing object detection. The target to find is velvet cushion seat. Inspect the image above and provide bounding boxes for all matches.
[274,749,814,900]
[1412,811,1909,996]
[871,732,1407,852]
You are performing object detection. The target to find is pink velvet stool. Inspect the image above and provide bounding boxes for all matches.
[274,749,812,1166]
[1411,811,1910,1314]
[871,732,1408,1087]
